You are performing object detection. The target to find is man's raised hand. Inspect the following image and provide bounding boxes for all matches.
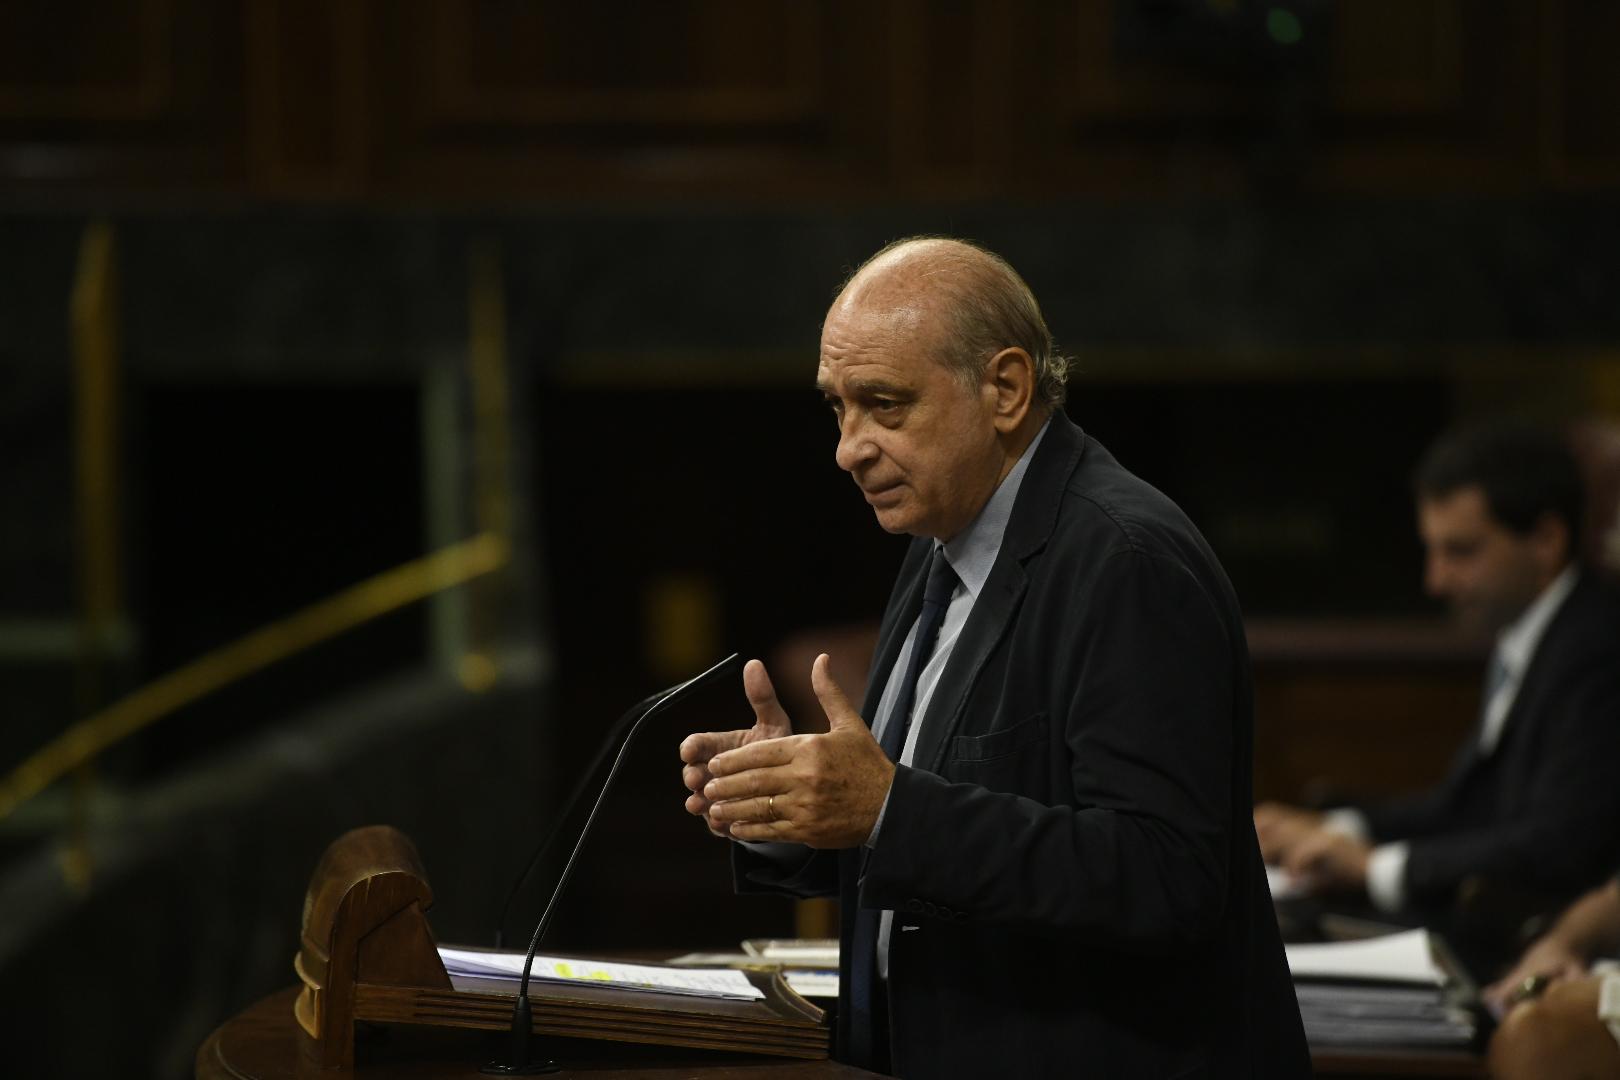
[680,658,793,837]
[704,653,896,849]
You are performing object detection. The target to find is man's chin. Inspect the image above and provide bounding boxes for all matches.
[871,502,938,537]
[1450,601,1513,639]
[871,507,917,535]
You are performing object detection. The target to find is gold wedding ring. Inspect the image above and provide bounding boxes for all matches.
[1509,975,1548,1006]
[768,795,777,821]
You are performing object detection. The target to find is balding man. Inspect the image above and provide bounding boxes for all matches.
[680,238,1308,1078]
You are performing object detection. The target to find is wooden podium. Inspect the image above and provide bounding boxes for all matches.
[196,825,863,1079]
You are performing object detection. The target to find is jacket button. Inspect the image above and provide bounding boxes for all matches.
[923,901,938,917]
[908,899,924,913]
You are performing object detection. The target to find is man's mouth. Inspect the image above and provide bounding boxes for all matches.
[860,481,903,505]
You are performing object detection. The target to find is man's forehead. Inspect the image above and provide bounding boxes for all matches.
[816,322,950,396]
[821,292,949,377]
[815,358,911,393]
[1419,485,1496,531]
[825,291,930,337]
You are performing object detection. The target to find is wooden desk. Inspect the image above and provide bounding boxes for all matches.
[202,988,1492,1079]
[1313,1046,1486,1078]
[198,988,876,1080]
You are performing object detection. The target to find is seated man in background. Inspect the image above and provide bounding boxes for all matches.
[1485,877,1620,1078]
[1256,423,1620,936]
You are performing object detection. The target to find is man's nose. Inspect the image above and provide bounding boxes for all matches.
[1423,555,1449,597]
[834,417,875,473]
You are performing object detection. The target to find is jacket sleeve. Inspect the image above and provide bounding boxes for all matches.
[858,547,1237,955]
[1354,739,1477,843]
[732,841,840,899]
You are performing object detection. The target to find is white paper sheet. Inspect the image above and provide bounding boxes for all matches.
[783,970,839,999]
[438,947,764,1000]
[1284,928,1447,986]
[742,938,841,966]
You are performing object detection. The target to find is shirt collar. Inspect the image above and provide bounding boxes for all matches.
[1496,564,1579,677]
[939,417,1052,599]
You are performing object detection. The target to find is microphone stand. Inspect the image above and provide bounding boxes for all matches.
[491,686,673,951]
[481,652,740,1075]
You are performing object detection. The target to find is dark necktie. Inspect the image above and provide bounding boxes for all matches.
[847,546,960,1066]
[878,547,961,763]
[1483,651,1509,706]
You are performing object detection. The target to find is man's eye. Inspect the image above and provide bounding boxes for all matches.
[873,398,899,412]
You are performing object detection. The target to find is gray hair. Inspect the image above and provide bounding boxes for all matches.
[847,236,1072,408]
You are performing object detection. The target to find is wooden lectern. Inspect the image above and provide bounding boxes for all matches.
[270,825,832,1077]
[199,824,1483,1079]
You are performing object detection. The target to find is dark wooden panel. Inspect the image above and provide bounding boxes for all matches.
[0,0,166,119]
[988,0,1541,196]
[1311,0,1540,190]
[1250,618,1482,804]
[363,0,899,199]
[0,0,1609,202]
[0,0,249,189]
[1546,0,1620,186]
[244,0,368,196]
[1253,669,1479,803]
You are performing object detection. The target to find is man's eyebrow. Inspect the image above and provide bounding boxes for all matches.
[814,375,909,398]
[844,377,908,397]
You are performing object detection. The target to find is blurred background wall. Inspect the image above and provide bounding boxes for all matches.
[2,2,1620,1076]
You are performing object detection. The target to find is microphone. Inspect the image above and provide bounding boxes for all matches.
[481,652,741,1075]
[492,683,683,950]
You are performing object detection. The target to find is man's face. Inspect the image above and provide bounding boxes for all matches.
[816,301,1003,541]
[1417,485,1554,635]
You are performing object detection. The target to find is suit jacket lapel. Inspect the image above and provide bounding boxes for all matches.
[1484,573,1588,762]
[913,558,1028,773]
[1440,574,1587,805]
[911,415,1089,774]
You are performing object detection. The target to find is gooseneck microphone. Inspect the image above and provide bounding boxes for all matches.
[481,652,741,1075]
[492,681,683,950]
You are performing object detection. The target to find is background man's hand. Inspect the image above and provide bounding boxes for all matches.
[1283,829,1372,892]
[680,659,792,838]
[1483,934,1591,1017]
[1253,801,1326,864]
[704,653,895,849]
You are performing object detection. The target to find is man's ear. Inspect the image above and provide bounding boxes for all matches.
[984,347,1035,434]
[1529,510,1572,570]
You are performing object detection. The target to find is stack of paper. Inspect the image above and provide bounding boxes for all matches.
[427,945,829,1060]
[1284,929,1476,1049]
[742,938,840,967]
[666,939,841,1001]
[438,947,764,1001]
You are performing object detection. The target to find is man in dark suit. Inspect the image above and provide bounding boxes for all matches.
[1257,424,1620,926]
[679,238,1308,1077]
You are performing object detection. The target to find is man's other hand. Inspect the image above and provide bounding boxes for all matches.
[1284,829,1372,892]
[704,653,896,849]
[1483,934,1591,1018]
[680,658,792,838]
[1254,802,1326,864]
